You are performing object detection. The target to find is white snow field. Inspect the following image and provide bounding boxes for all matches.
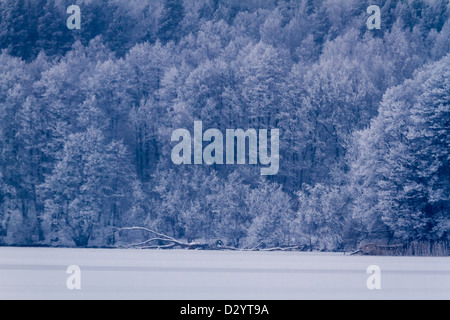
[0,247,449,300]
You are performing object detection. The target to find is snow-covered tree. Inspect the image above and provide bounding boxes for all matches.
[245,180,295,248]
[208,171,251,247]
[350,54,450,243]
[295,183,352,251]
[158,0,185,43]
[42,128,134,247]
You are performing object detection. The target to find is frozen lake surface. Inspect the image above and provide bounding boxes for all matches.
[0,247,449,300]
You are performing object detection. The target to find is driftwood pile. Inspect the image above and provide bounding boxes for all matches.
[116,228,448,256]
[115,227,306,251]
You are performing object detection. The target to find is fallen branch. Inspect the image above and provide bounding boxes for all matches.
[139,243,177,250]
[118,226,179,243]
[116,227,210,250]
[115,227,309,252]
[125,237,177,249]
[349,249,361,256]
[259,245,304,252]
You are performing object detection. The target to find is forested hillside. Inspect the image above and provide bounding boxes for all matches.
[0,0,448,251]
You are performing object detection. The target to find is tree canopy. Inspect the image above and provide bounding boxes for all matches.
[0,0,448,250]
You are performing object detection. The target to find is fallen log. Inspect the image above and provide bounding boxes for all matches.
[115,227,308,252]
[117,227,210,250]
[349,249,362,256]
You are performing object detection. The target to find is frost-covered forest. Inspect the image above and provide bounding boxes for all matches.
[0,0,448,251]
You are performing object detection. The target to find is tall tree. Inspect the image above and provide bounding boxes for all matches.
[158,0,185,43]
[349,54,450,243]
[295,183,352,251]
[245,180,295,248]
[208,172,251,247]
[104,2,137,56]
[42,128,134,247]
[36,0,69,57]
[0,0,34,59]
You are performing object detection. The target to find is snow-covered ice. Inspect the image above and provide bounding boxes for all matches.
[0,247,449,300]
